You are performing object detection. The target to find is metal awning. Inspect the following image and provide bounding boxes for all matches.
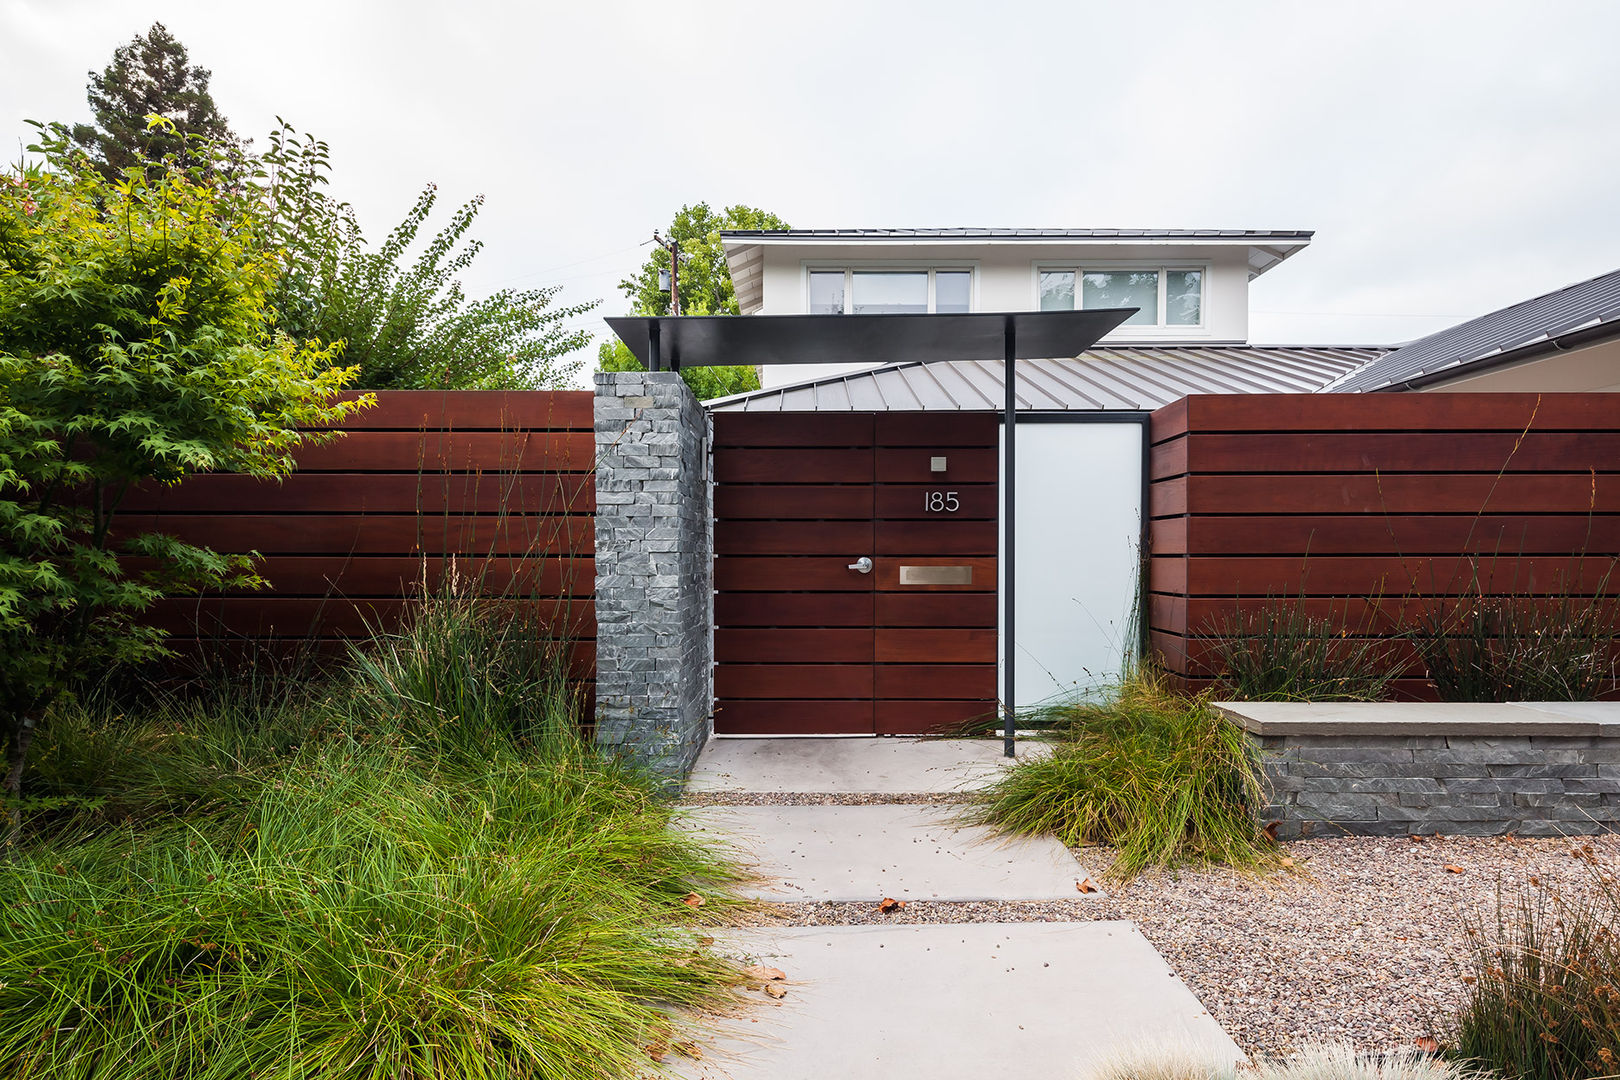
[606,309,1136,759]
[605,310,1134,370]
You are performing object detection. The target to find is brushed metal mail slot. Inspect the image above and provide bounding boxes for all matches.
[899,565,973,586]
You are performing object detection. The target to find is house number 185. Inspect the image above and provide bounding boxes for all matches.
[924,491,960,513]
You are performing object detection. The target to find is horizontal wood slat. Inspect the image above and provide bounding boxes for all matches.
[715,485,874,520]
[1147,393,1620,695]
[875,594,998,627]
[712,413,873,447]
[877,448,997,483]
[293,431,595,472]
[116,514,594,556]
[876,413,999,447]
[714,448,871,483]
[1180,432,1620,475]
[874,700,999,735]
[122,473,594,515]
[1169,393,1620,435]
[321,390,594,430]
[716,665,875,699]
[121,390,596,671]
[715,521,872,556]
[716,593,873,627]
[715,629,874,664]
[875,628,996,664]
[714,701,873,735]
[1152,516,1620,556]
[875,664,997,699]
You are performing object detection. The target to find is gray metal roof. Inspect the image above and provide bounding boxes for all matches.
[719,227,1314,241]
[1323,267,1620,393]
[706,345,1387,412]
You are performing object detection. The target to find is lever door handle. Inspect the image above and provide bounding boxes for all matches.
[847,556,873,574]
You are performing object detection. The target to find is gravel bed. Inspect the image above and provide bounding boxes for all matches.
[678,791,967,807]
[719,833,1620,1059]
[1094,833,1620,1059]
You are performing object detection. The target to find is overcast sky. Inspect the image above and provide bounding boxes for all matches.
[5,0,1618,387]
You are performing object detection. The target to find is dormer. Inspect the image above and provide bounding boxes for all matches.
[720,228,1312,344]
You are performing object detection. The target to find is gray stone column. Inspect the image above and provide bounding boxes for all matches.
[592,371,714,782]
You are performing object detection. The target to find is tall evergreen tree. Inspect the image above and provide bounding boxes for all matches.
[70,22,242,177]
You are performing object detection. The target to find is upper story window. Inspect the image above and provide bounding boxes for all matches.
[1037,267,1204,328]
[808,268,973,314]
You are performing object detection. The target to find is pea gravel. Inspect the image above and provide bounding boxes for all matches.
[720,832,1620,1059]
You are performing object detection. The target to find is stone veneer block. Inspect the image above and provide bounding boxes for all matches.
[1216,701,1620,839]
[592,372,713,783]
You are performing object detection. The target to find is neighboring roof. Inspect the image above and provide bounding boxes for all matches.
[720,228,1314,314]
[706,345,1387,412]
[1323,267,1620,393]
[605,310,1134,370]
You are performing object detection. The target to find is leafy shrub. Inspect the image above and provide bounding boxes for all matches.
[969,669,1275,878]
[1,119,363,798]
[1448,867,1620,1080]
[262,123,596,390]
[1205,597,1403,702]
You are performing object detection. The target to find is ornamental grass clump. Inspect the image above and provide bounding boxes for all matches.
[1448,867,1620,1080]
[0,592,750,1080]
[1206,597,1403,702]
[1409,571,1620,702]
[969,670,1275,879]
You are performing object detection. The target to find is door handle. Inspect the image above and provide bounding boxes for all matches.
[847,556,873,574]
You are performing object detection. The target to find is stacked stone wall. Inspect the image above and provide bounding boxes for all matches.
[592,371,713,781]
[1255,733,1620,838]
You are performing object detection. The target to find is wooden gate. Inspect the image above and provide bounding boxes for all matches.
[713,412,998,735]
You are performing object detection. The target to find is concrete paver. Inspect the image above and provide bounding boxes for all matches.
[681,923,1244,1080]
[687,737,1026,795]
[682,804,1095,901]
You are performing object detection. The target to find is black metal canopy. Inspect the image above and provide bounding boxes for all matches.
[606,309,1136,370]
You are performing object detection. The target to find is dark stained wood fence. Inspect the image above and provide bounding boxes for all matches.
[713,412,998,735]
[120,390,596,677]
[1148,393,1620,697]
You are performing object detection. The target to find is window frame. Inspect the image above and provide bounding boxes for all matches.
[1032,261,1209,330]
[802,262,979,314]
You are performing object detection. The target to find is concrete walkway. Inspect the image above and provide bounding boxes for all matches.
[679,737,1242,1080]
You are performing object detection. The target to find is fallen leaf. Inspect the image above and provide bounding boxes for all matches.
[742,964,786,982]
[1076,878,1099,894]
[683,892,705,908]
[878,897,905,913]
[1262,821,1280,842]
[1279,857,1296,869]
[646,1044,668,1062]
[763,982,788,999]
[1408,834,1425,843]
[1444,865,1465,874]
[697,935,714,947]
[1415,1036,1440,1055]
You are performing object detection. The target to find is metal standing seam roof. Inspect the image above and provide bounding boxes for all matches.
[1322,267,1620,393]
[705,345,1388,412]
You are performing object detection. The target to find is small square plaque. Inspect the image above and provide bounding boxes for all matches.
[930,456,948,472]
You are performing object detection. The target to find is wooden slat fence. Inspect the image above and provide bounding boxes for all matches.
[1147,393,1620,697]
[119,390,597,679]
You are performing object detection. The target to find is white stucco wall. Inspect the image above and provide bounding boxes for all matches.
[751,241,1253,343]
[1416,337,1620,393]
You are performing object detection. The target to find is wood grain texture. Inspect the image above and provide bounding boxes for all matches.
[714,700,873,735]
[715,485,874,520]
[1145,393,1620,690]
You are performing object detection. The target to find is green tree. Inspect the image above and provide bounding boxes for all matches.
[0,120,366,798]
[263,123,594,389]
[603,202,785,400]
[69,22,244,178]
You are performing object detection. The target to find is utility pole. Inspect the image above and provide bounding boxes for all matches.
[653,231,680,315]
